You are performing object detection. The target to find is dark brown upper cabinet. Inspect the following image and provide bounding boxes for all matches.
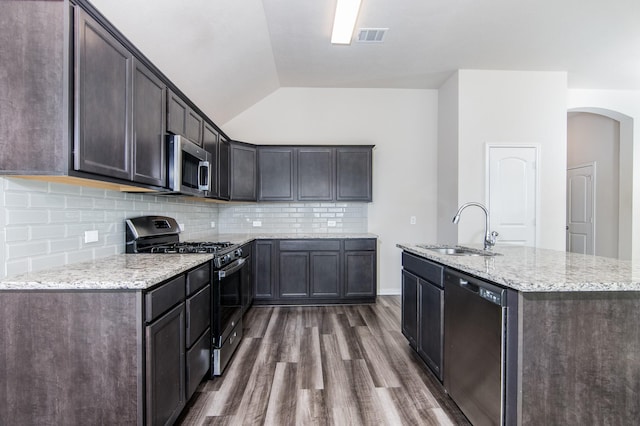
[230,141,257,201]
[297,147,334,201]
[74,8,133,181]
[75,8,168,188]
[336,147,373,201]
[258,147,296,201]
[167,90,203,146]
[218,136,231,200]
[203,122,219,198]
[133,60,166,187]
[256,145,372,203]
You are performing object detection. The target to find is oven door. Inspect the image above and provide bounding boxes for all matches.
[168,135,211,196]
[212,257,245,348]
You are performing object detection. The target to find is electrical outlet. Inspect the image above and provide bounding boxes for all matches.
[210,221,216,228]
[178,223,185,231]
[327,220,337,227]
[84,230,99,243]
[253,221,262,227]
[410,216,417,225]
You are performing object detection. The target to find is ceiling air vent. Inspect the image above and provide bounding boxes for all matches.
[356,28,388,43]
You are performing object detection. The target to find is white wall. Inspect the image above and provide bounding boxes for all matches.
[223,88,439,295]
[567,112,620,258]
[437,72,460,244]
[568,89,640,260]
[453,70,567,250]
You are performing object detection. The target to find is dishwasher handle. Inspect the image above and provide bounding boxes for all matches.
[457,278,480,294]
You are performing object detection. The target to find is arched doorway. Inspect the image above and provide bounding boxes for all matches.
[567,107,633,259]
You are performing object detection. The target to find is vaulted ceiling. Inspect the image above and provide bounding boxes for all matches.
[90,0,640,124]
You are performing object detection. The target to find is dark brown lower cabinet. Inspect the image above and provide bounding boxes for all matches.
[401,252,444,380]
[145,303,186,426]
[0,261,212,426]
[254,238,376,305]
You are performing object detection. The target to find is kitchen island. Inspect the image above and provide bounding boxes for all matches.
[397,243,640,425]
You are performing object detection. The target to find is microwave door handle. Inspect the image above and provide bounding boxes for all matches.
[217,257,246,279]
[198,160,210,191]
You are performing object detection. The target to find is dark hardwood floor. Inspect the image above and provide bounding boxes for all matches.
[177,296,470,425]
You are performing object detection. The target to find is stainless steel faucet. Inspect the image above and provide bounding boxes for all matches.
[452,202,499,250]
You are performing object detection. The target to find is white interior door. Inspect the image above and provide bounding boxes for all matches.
[566,164,595,255]
[487,145,537,247]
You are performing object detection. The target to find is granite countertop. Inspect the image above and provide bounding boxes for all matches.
[0,234,378,291]
[397,243,640,292]
[0,254,214,291]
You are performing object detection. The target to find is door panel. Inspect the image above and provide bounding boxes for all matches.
[567,165,595,254]
[488,146,537,246]
[75,9,132,180]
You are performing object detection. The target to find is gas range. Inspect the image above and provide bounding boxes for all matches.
[125,216,241,268]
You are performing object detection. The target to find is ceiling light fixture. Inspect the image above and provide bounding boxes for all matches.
[331,0,362,45]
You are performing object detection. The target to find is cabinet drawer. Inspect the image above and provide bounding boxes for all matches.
[145,275,186,323]
[402,252,444,287]
[186,326,210,400]
[186,262,211,296]
[344,239,376,251]
[279,240,340,251]
[186,285,211,348]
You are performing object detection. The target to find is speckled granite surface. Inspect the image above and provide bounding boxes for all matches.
[0,234,378,291]
[397,243,640,292]
[0,254,214,291]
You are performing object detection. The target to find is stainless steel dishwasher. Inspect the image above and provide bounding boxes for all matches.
[444,268,507,426]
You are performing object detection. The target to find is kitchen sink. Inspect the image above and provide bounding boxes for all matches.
[418,245,501,257]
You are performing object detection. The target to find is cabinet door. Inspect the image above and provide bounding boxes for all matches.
[279,252,309,298]
[145,303,186,426]
[254,240,275,299]
[310,252,340,297]
[336,147,372,201]
[343,251,376,297]
[218,137,230,200]
[74,8,132,180]
[167,90,187,137]
[258,147,295,201]
[185,109,203,146]
[297,148,334,201]
[132,60,166,187]
[418,279,444,380]
[203,123,219,198]
[402,270,419,348]
[230,142,257,201]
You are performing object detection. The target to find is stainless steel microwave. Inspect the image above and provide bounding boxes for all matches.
[167,135,211,196]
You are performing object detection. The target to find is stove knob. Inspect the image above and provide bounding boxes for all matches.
[223,254,231,263]
[234,248,243,257]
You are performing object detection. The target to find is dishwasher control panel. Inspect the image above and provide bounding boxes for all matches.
[479,287,502,305]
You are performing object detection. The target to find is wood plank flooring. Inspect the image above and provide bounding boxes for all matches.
[177,296,470,425]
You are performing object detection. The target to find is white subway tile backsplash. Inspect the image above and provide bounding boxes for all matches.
[4,192,29,208]
[6,227,29,242]
[6,209,48,225]
[7,241,48,259]
[0,177,367,279]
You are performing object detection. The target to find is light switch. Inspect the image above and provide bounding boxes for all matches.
[410,216,416,225]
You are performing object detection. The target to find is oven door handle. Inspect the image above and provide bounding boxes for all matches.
[217,257,246,279]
